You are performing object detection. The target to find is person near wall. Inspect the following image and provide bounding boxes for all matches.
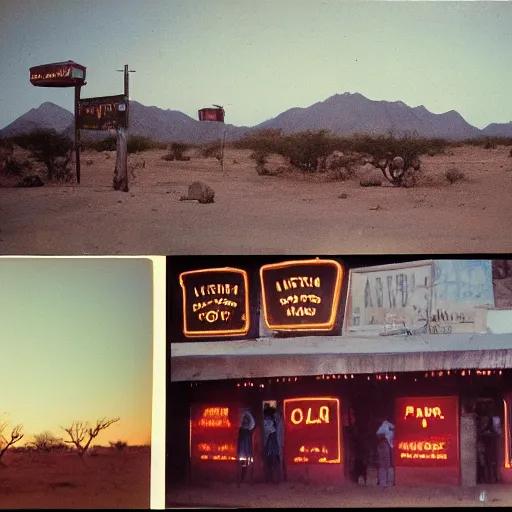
[477,410,494,484]
[263,404,280,483]
[237,407,256,466]
[491,406,503,483]
[376,416,395,488]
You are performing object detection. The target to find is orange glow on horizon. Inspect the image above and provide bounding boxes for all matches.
[260,259,343,331]
[179,267,250,338]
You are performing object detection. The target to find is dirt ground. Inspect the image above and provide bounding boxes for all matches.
[167,479,512,508]
[1,145,512,255]
[0,447,150,509]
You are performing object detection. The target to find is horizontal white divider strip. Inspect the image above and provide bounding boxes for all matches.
[171,332,512,358]
[170,333,512,382]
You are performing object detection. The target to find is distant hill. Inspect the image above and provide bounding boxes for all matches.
[0,102,73,138]
[2,94,512,143]
[254,93,482,140]
[481,122,512,138]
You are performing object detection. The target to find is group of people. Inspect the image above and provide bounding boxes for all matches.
[238,403,396,488]
[237,404,282,483]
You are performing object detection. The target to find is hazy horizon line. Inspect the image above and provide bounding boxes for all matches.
[3,91,508,132]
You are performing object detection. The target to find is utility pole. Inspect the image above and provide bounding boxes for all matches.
[113,64,136,192]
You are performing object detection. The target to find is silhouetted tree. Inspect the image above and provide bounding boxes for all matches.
[61,417,120,457]
[0,421,24,462]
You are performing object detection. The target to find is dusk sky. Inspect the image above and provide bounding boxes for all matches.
[1,0,511,131]
[0,258,154,447]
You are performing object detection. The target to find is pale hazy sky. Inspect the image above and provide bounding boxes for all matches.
[0,1,511,131]
[0,258,153,447]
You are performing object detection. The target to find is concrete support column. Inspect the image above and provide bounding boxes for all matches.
[460,406,477,487]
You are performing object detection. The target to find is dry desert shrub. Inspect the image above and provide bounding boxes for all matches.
[445,168,465,184]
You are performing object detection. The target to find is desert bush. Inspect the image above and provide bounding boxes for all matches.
[232,129,286,155]
[200,140,222,159]
[360,177,383,187]
[462,136,512,148]
[127,135,157,154]
[250,150,268,166]
[109,440,128,451]
[85,136,117,152]
[281,130,339,172]
[10,129,73,181]
[163,142,190,161]
[445,168,465,184]
[31,431,67,452]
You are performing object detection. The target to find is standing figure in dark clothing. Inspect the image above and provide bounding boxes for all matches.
[477,412,493,484]
[263,405,280,483]
[237,407,256,464]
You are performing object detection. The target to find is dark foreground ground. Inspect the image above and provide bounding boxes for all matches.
[167,479,512,508]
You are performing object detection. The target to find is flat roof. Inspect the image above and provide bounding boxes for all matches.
[170,333,512,382]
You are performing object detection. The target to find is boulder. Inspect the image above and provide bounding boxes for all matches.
[180,181,215,204]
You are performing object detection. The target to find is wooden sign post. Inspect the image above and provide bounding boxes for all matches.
[113,64,135,192]
[29,60,86,184]
[198,105,226,177]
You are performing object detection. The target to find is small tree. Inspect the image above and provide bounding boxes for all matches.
[0,421,24,462]
[61,417,120,457]
[31,431,67,452]
[12,128,73,181]
[109,439,128,451]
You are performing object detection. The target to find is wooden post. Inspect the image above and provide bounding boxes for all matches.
[113,126,128,192]
[124,64,129,129]
[113,65,129,192]
[74,84,81,184]
[221,126,227,177]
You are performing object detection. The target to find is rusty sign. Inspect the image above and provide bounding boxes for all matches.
[78,94,127,130]
[29,61,86,88]
[198,108,225,123]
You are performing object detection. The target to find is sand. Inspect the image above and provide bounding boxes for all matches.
[0,447,150,509]
[167,478,512,508]
[1,145,511,255]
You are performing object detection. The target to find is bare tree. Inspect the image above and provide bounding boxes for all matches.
[0,422,24,462]
[61,417,120,457]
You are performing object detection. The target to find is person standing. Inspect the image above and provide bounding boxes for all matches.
[491,406,503,483]
[237,407,256,466]
[376,416,395,488]
[263,405,280,483]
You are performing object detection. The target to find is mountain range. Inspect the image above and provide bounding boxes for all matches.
[1,93,511,143]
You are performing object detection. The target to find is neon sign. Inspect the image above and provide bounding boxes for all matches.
[396,396,458,468]
[78,95,127,130]
[179,268,250,338]
[284,397,341,464]
[190,405,239,462]
[29,61,86,88]
[260,259,343,331]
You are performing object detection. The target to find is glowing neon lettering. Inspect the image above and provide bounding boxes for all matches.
[291,408,303,424]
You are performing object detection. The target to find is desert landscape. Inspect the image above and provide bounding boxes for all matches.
[0,446,150,509]
[1,142,511,255]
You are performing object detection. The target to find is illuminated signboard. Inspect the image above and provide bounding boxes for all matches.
[29,61,86,87]
[284,397,341,465]
[78,95,127,131]
[395,396,459,467]
[198,108,225,122]
[190,405,239,462]
[179,267,249,338]
[260,259,343,331]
